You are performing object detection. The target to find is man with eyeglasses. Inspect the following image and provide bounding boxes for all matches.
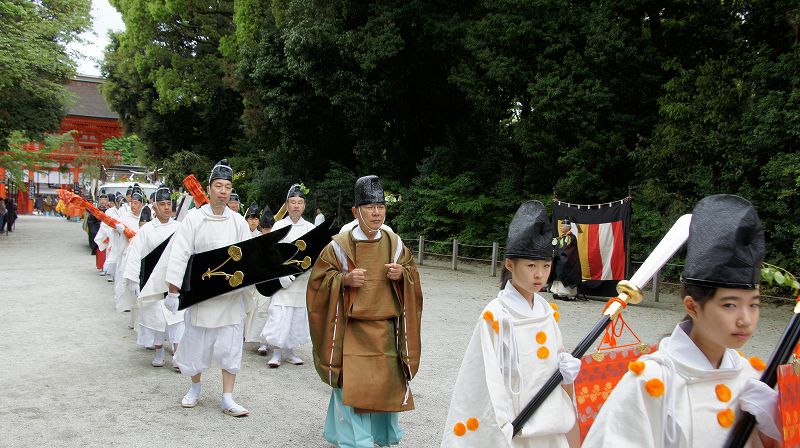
[307,175,424,447]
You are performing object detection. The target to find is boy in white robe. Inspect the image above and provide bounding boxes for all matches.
[124,185,182,367]
[442,201,581,448]
[261,184,315,367]
[583,195,782,447]
[163,159,253,417]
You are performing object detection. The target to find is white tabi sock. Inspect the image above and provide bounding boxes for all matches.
[187,381,201,399]
[152,347,165,365]
[221,393,236,409]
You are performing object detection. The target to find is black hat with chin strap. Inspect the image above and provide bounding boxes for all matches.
[354,175,384,206]
[260,204,276,229]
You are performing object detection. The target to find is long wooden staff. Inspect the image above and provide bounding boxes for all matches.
[69,196,136,239]
[722,296,800,448]
[512,214,693,436]
[182,174,209,206]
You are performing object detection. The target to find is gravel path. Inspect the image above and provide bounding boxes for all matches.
[0,215,790,447]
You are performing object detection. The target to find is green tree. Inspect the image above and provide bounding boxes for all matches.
[0,0,91,147]
[101,0,242,163]
[102,134,147,165]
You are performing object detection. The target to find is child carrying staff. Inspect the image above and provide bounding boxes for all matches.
[583,194,782,447]
[442,200,581,447]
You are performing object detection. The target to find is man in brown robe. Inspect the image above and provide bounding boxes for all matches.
[307,175,423,447]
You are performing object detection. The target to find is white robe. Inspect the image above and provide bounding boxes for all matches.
[123,218,181,334]
[99,206,121,273]
[165,205,253,329]
[582,321,763,448]
[441,283,575,448]
[113,210,140,312]
[260,216,316,349]
[267,216,316,308]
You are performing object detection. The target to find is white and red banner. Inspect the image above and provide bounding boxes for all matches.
[552,197,632,297]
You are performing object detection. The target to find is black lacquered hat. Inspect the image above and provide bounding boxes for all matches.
[354,175,384,206]
[209,159,233,183]
[681,194,765,289]
[505,200,553,260]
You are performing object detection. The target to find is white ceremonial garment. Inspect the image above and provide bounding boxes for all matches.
[137,237,184,326]
[101,206,121,272]
[267,216,316,308]
[244,287,270,343]
[259,216,316,348]
[123,218,180,336]
[582,321,763,448]
[441,283,574,448]
[113,210,141,312]
[165,205,253,329]
[251,229,260,238]
[314,213,325,226]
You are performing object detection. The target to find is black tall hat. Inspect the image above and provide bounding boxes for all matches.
[115,192,125,203]
[154,185,172,202]
[286,184,305,200]
[681,194,765,289]
[139,205,152,222]
[354,175,384,206]
[125,185,133,195]
[229,190,240,202]
[131,185,144,202]
[245,201,260,219]
[505,200,553,260]
[260,205,276,229]
[209,159,233,183]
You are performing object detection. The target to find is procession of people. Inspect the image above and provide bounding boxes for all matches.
[57,160,788,448]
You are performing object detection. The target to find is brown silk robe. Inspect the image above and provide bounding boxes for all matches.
[306,230,423,413]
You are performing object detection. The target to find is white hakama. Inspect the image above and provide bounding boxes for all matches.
[243,289,270,343]
[173,311,244,376]
[259,216,315,350]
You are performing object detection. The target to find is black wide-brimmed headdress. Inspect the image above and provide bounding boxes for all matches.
[286,184,305,200]
[681,194,765,289]
[354,175,384,206]
[245,202,259,219]
[260,204,276,229]
[154,185,172,202]
[505,200,553,260]
[209,159,233,183]
[229,190,240,202]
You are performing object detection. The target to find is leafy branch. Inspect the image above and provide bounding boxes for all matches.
[762,262,800,295]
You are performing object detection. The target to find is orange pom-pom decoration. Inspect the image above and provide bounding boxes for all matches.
[749,356,766,371]
[717,408,735,428]
[644,378,665,397]
[491,321,499,334]
[466,417,479,431]
[550,303,559,311]
[536,331,547,344]
[537,346,550,359]
[483,310,494,322]
[453,422,466,436]
[715,384,731,402]
[628,361,645,376]
[553,311,561,322]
